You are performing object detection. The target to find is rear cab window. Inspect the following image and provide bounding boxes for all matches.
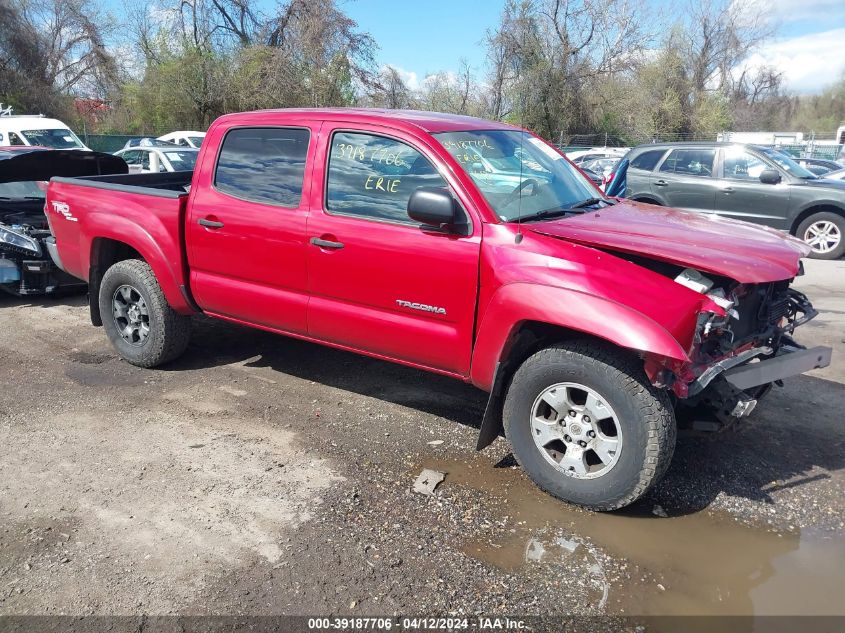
[214,127,311,207]
[659,148,716,177]
[325,131,447,224]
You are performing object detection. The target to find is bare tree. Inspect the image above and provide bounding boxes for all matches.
[0,0,117,117]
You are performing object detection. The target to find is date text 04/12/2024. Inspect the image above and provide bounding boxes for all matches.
[307,617,527,630]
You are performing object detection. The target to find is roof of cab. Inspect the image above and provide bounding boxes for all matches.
[212,108,517,134]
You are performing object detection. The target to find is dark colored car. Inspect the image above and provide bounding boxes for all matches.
[793,157,843,177]
[622,142,845,259]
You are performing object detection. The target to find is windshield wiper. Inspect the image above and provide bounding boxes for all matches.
[512,197,614,223]
[518,207,586,223]
[568,197,612,209]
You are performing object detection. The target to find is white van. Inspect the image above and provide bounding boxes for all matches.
[0,114,90,150]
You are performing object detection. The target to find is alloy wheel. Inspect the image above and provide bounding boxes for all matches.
[112,284,150,346]
[530,382,623,479]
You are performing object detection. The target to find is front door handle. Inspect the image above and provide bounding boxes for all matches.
[654,179,669,187]
[310,237,345,250]
[198,218,224,228]
[721,186,734,194]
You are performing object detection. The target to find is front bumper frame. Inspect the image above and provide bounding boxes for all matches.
[722,345,832,390]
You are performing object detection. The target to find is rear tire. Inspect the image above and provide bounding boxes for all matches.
[99,259,191,367]
[796,211,845,260]
[503,340,676,511]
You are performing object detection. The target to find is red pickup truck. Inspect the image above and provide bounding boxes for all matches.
[45,109,831,510]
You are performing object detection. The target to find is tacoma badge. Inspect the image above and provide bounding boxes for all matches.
[396,299,446,315]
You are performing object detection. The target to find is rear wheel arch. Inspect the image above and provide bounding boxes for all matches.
[89,238,145,326]
[98,258,191,367]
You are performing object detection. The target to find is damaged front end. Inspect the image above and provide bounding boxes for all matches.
[649,267,831,432]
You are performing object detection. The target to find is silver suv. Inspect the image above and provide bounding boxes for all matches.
[623,142,845,259]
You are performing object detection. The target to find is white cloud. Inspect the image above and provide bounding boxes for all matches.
[736,0,845,25]
[766,0,845,23]
[382,64,421,91]
[743,27,845,93]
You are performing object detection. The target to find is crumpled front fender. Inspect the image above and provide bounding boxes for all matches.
[470,282,693,391]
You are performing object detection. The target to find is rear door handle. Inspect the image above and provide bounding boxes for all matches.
[721,186,734,194]
[310,237,344,250]
[198,218,224,228]
[654,179,668,187]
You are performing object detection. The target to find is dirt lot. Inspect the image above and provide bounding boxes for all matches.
[0,259,843,618]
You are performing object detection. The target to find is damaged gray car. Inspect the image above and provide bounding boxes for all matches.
[0,148,126,296]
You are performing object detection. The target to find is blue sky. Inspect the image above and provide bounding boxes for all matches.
[340,0,501,87]
[340,0,845,94]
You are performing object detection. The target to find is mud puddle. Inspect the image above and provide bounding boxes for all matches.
[425,457,845,616]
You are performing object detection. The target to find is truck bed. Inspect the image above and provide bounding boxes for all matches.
[50,170,193,197]
[46,171,193,314]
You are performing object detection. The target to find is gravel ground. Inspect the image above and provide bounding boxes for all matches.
[0,259,843,618]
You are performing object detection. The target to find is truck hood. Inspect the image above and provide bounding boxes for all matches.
[0,149,127,184]
[527,200,810,283]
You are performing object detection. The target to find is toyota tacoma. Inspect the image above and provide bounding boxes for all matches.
[44,109,831,510]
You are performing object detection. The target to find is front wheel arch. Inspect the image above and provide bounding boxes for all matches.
[789,204,845,236]
[792,207,845,259]
[475,320,673,452]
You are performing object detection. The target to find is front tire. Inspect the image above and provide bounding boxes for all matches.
[503,341,676,511]
[796,212,845,260]
[99,259,191,367]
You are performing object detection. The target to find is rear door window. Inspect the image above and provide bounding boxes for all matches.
[325,132,447,223]
[214,127,310,207]
[659,149,716,177]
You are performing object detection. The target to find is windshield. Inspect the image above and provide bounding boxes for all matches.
[435,130,602,221]
[20,128,85,149]
[162,150,198,171]
[188,136,204,147]
[0,181,43,199]
[758,147,816,179]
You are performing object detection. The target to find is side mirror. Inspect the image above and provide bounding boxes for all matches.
[407,187,468,234]
[759,169,782,185]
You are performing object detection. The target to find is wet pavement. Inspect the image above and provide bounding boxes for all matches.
[436,456,845,616]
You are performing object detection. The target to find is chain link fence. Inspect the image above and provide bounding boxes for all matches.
[81,134,144,153]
